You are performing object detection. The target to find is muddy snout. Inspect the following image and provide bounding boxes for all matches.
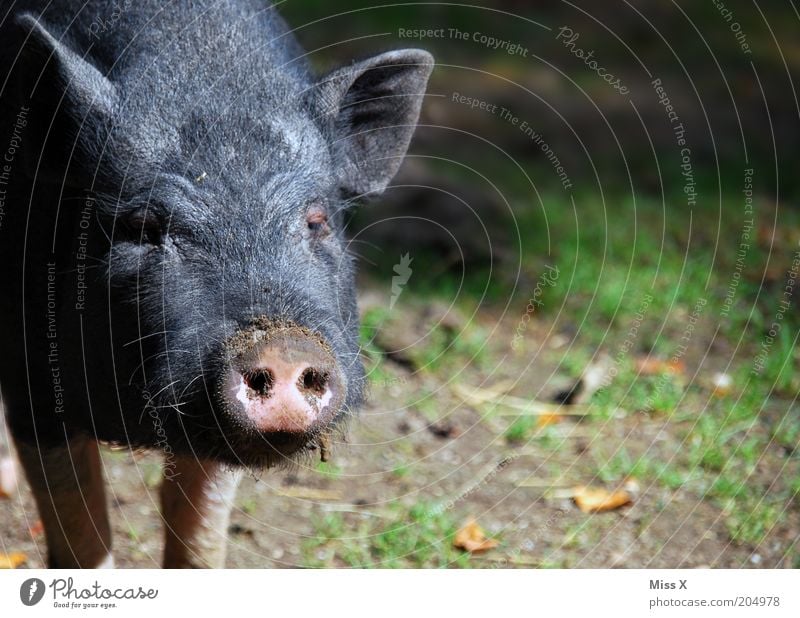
[224,325,344,434]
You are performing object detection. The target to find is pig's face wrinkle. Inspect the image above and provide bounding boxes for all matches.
[99,172,363,466]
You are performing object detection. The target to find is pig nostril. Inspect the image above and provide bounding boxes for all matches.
[243,369,274,396]
[300,368,328,396]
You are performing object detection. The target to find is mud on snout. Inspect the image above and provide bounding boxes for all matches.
[213,317,348,467]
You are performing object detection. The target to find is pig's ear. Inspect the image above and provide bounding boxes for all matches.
[318,49,433,198]
[12,14,118,179]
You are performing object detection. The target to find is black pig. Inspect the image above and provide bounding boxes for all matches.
[0,0,432,567]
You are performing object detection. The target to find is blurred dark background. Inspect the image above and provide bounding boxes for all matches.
[282,0,798,195]
[278,0,799,291]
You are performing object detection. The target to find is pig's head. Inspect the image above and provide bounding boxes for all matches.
[16,15,433,467]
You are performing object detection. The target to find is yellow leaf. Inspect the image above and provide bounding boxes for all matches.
[636,358,685,376]
[572,485,632,513]
[536,411,562,428]
[0,552,27,569]
[454,518,498,554]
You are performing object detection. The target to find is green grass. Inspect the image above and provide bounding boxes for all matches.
[725,501,781,546]
[771,409,800,454]
[391,464,411,478]
[595,449,690,490]
[522,193,797,547]
[357,183,800,552]
[360,301,491,377]
[504,416,537,443]
[239,497,258,516]
[315,461,343,480]
[758,325,800,396]
[302,503,476,568]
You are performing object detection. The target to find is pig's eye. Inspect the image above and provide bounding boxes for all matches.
[122,207,164,245]
[305,203,330,237]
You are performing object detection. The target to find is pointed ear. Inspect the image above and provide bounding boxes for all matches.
[12,14,118,181]
[317,49,433,198]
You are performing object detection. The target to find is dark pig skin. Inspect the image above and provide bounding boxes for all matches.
[0,0,433,567]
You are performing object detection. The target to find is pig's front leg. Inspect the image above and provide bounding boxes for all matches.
[15,436,113,568]
[160,456,242,568]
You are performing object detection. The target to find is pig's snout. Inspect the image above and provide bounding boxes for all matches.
[225,326,343,434]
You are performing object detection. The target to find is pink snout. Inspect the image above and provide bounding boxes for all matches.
[226,331,342,434]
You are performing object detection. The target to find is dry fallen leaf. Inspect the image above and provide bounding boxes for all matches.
[275,486,342,501]
[454,518,498,553]
[453,383,589,417]
[537,411,562,428]
[451,381,515,407]
[572,485,633,513]
[636,358,685,376]
[28,520,44,539]
[0,552,27,569]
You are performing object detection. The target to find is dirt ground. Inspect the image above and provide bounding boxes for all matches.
[1,287,798,569]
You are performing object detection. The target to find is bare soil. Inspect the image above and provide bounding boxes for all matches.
[1,291,797,568]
